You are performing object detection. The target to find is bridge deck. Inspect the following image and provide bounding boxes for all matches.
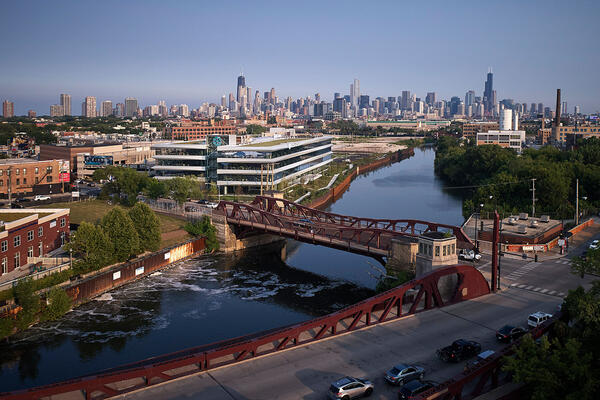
[117,289,559,400]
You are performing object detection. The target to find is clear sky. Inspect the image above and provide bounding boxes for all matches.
[1,0,599,115]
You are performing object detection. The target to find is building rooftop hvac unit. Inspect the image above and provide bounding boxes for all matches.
[507,217,517,225]
[519,213,529,220]
[540,215,550,223]
[529,220,539,228]
[517,225,528,234]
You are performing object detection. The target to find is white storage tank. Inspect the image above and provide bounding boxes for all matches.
[500,109,513,131]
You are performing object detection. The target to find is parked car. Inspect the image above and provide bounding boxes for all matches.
[328,376,374,399]
[464,350,495,371]
[589,240,599,250]
[496,325,528,342]
[384,363,425,385]
[33,195,51,201]
[398,380,437,400]
[437,339,481,362]
[459,249,482,261]
[527,312,552,328]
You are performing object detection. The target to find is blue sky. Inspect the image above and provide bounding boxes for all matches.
[1,0,599,115]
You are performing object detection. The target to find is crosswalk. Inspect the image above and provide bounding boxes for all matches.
[503,262,538,281]
[509,283,565,297]
[554,259,571,265]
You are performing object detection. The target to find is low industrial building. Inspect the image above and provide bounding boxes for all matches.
[478,214,562,245]
[462,122,499,138]
[476,130,526,152]
[552,124,600,143]
[0,208,70,277]
[0,159,70,199]
[152,135,333,194]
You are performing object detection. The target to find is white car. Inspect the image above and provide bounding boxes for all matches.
[33,195,51,201]
[528,311,552,328]
[459,249,482,261]
[589,240,599,250]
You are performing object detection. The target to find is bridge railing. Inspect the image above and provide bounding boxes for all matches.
[0,265,490,400]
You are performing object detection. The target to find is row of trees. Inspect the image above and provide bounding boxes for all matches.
[92,166,217,205]
[434,136,600,219]
[503,248,600,399]
[67,203,161,273]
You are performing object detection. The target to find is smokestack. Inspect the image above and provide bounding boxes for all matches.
[554,89,561,127]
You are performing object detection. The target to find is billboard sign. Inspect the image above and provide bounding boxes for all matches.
[59,172,70,182]
[84,155,114,166]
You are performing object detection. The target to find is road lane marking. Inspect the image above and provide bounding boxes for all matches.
[525,285,534,290]
[533,287,541,291]
[540,289,548,293]
[548,291,556,295]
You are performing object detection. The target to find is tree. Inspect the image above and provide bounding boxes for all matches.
[245,124,267,135]
[13,279,40,330]
[42,288,72,321]
[67,221,113,269]
[166,176,202,204]
[184,216,220,252]
[101,207,140,261]
[571,248,600,278]
[93,166,152,206]
[146,179,167,199]
[128,202,161,252]
[234,185,243,201]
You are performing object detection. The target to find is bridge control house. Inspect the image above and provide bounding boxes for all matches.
[152,135,333,195]
[0,208,70,277]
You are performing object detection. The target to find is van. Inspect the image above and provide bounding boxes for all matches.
[527,311,552,328]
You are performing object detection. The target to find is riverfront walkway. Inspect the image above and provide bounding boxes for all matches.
[117,289,559,400]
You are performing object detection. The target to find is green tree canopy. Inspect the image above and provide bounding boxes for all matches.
[101,207,140,261]
[245,124,267,135]
[67,221,113,268]
[93,166,152,206]
[128,202,161,252]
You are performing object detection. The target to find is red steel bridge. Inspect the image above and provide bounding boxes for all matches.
[215,195,474,264]
[0,264,491,400]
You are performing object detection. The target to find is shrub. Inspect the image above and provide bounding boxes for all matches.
[42,288,72,321]
[184,216,220,252]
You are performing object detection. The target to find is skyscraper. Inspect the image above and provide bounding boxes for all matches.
[425,92,436,106]
[350,79,360,108]
[269,88,276,105]
[2,100,14,118]
[401,91,411,110]
[101,100,113,117]
[60,93,71,116]
[124,97,138,117]
[465,90,475,107]
[50,104,64,117]
[82,96,96,117]
[236,74,246,103]
[483,69,493,115]
[221,95,227,108]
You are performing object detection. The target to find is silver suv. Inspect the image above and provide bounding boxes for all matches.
[328,376,374,399]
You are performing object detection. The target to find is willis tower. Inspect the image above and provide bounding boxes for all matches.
[483,68,494,116]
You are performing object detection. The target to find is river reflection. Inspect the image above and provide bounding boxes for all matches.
[0,245,373,391]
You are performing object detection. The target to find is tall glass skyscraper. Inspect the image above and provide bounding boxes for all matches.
[483,69,493,115]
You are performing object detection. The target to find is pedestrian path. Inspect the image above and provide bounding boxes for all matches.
[503,262,538,281]
[509,283,565,298]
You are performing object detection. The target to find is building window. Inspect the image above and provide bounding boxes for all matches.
[38,242,43,256]
[23,168,26,174]
[14,252,20,269]
[1,240,6,252]
[14,235,21,247]
[15,169,19,175]
[46,166,53,173]
[35,177,39,184]
[27,246,33,258]
[27,230,33,241]
[435,246,440,257]
[1,257,6,274]
[16,178,19,185]
[23,178,27,184]
[0,170,3,176]
[443,245,447,256]
[0,180,3,187]
[428,244,432,256]
[35,167,39,174]
[418,243,423,254]
[451,244,455,254]
[46,175,52,183]
[38,226,43,237]
[60,217,66,227]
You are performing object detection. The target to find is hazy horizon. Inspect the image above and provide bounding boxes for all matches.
[1,0,599,115]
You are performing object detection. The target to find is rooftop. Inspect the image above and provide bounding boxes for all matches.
[242,138,305,147]
[481,215,561,238]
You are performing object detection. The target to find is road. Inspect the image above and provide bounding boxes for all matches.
[116,288,559,400]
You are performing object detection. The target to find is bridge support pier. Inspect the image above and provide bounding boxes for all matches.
[212,213,285,253]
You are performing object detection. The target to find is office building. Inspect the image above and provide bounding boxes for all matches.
[0,208,70,277]
[401,91,411,110]
[465,90,475,107]
[82,97,96,118]
[476,130,526,152]
[152,135,333,195]
[114,103,125,117]
[163,119,236,141]
[483,69,493,114]
[0,159,70,198]
[60,93,71,116]
[2,101,14,118]
[75,144,154,179]
[426,92,436,106]
[27,110,36,118]
[537,103,543,116]
[553,124,600,143]
[236,74,246,103]
[124,97,138,117]
[350,79,360,108]
[462,122,499,137]
[101,100,113,117]
[50,104,64,117]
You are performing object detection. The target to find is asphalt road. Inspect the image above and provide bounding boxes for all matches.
[117,289,560,400]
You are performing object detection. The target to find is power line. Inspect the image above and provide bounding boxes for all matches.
[440,179,532,190]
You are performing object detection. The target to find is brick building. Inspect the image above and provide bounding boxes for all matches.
[0,159,70,198]
[0,208,70,276]
[164,119,237,141]
[462,122,499,138]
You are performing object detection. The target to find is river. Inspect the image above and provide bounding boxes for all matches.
[0,147,463,392]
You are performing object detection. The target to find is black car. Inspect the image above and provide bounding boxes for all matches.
[398,380,436,400]
[496,325,528,342]
[436,339,481,362]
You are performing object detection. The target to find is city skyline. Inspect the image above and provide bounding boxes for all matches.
[1,0,599,114]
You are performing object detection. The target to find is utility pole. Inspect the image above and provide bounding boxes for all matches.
[575,178,579,226]
[530,178,536,217]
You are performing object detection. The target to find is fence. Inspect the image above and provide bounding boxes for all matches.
[0,262,71,292]
[138,196,214,220]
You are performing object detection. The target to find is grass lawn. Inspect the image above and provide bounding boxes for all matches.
[39,200,190,247]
